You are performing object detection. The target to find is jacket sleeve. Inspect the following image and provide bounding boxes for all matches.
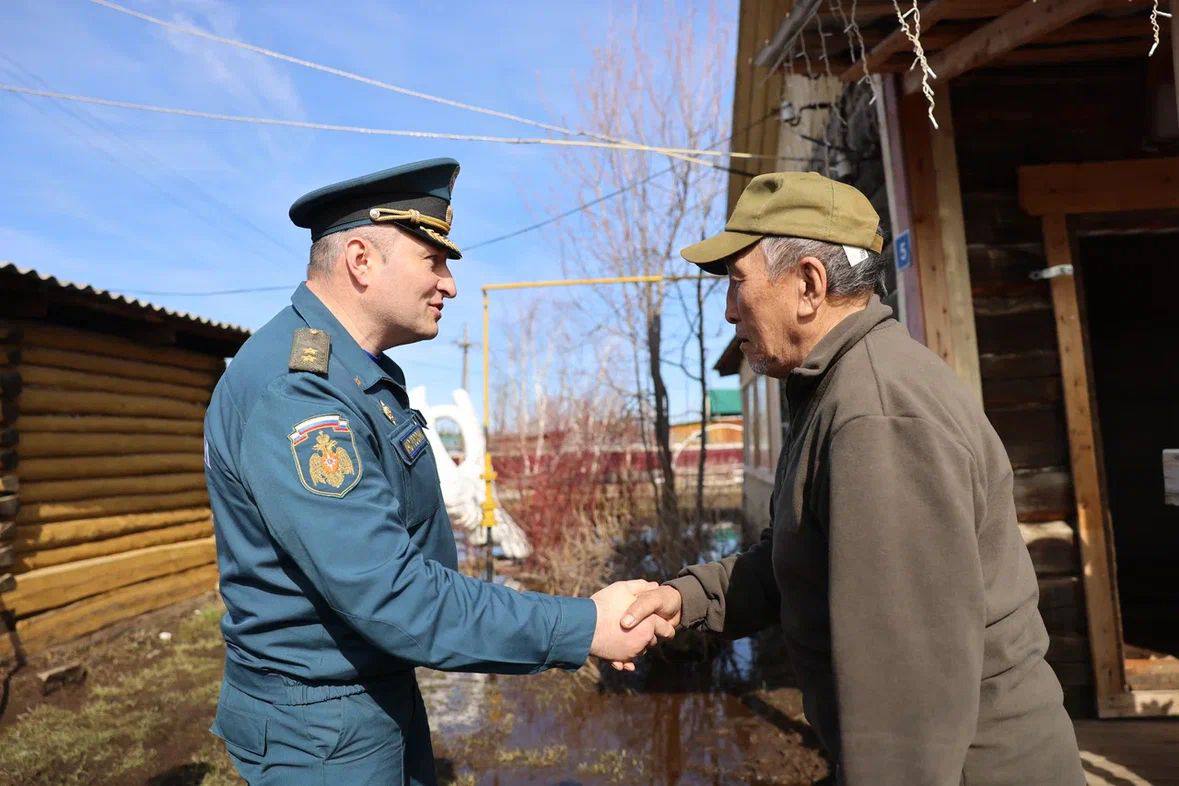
[826,415,984,786]
[664,525,780,638]
[237,378,595,674]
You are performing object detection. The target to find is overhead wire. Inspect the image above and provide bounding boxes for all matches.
[0,83,773,160]
[87,0,722,169]
[0,56,297,258]
[120,106,798,297]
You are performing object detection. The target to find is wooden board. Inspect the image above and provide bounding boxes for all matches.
[2,537,216,617]
[20,346,217,388]
[12,508,211,552]
[19,323,224,372]
[18,452,205,482]
[1041,213,1125,715]
[10,563,218,655]
[1020,521,1078,575]
[1020,158,1179,216]
[902,0,1107,94]
[13,520,213,572]
[0,494,18,519]
[897,83,982,397]
[18,365,213,404]
[20,472,206,505]
[16,489,209,526]
[1014,467,1073,522]
[20,388,206,420]
[1165,449,1179,506]
[17,414,204,436]
[19,432,204,459]
[0,474,16,494]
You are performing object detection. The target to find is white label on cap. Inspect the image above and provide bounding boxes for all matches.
[843,244,869,267]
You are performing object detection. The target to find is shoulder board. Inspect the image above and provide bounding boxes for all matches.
[288,328,330,374]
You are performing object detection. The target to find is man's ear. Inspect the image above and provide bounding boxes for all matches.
[342,234,374,286]
[796,256,828,319]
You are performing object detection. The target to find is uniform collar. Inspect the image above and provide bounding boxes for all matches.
[785,294,894,406]
[290,282,407,392]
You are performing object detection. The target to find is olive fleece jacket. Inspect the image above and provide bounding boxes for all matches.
[668,297,1084,786]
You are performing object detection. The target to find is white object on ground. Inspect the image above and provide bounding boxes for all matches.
[158,631,173,642]
[407,387,532,560]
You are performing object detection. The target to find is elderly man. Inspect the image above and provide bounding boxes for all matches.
[203,158,666,785]
[622,172,1084,785]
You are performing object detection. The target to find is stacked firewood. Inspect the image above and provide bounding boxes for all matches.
[0,321,223,660]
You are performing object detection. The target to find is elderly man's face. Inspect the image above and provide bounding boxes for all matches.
[361,227,456,345]
[724,243,809,378]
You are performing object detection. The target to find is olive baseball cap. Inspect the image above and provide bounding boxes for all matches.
[681,171,884,274]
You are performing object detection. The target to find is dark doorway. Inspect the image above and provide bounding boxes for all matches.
[1079,232,1179,660]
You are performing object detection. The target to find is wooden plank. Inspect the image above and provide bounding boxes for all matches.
[18,453,205,482]
[3,537,216,617]
[21,346,217,388]
[990,407,1069,470]
[0,449,16,473]
[13,520,213,572]
[1164,449,1179,506]
[1100,689,1179,717]
[903,0,1107,94]
[0,545,11,569]
[993,39,1151,69]
[1125,658,1179,691]
[0,427,16,448]
[17,414,204,436]
[979,349,1060,380]
[16,489,209,526]
[12,508,211,552]
[0,521,12,541]
[21,388,206,420]
[0,494,18,519]
[20,473,207,504]
[1042,213,1125,715]
[19,432,204,459]
[840,0,958,81]
[20,323,224,372]
[1014,466,1073,522]
[898,83,982,397]
[1020,521,1078,575]
[1020,158,1179,216]
[18,365,212,404]
[0,370,20,399]
[0,398,17,427]
[0,573,13,593]
[0,474,16,494]
[878,74,927,343]
[727,0,758,213]
[13,563,218,654]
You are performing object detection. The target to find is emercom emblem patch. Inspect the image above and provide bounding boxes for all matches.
[288,414,362,497]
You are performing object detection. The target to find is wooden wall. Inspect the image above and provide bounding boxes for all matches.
[0,321,222,662]
[728,0,793,212]
[950,59,1162,715]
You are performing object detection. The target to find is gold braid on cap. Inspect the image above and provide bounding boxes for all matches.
[369,207,451,235]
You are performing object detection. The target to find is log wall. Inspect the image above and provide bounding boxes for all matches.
[0,320,223,662]
[950,59,1161,715]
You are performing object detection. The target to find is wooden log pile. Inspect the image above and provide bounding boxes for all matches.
[0,321,225,662]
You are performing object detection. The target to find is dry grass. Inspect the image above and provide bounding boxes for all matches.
[0,603,239,786]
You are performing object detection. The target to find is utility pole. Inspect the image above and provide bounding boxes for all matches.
[454,323,473,391]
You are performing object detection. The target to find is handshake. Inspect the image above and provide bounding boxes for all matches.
[587,579,684,671]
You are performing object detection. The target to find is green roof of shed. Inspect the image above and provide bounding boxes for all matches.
[708,388,741,417]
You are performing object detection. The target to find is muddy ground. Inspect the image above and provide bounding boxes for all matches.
[0,592,828,785]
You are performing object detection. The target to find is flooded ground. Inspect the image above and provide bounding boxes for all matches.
[420,629,829,786]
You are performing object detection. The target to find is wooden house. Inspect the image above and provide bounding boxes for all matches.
[722,0,1178,717]
[0,263,248,662]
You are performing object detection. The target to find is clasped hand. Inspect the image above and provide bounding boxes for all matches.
[588,580,683,671]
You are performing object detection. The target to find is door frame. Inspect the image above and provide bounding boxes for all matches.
[1019,157,1179,717]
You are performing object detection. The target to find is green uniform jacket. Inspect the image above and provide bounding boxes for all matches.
[668,297,1084,786]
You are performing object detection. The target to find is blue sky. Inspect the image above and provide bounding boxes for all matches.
[0,0,737,420]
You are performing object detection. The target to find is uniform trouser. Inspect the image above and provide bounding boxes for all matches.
[211,672,436,785]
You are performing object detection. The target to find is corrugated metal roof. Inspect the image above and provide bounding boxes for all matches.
[0,262,251,339]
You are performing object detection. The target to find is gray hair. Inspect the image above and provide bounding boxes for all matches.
[306,226,396,279]
[759,235,886,302]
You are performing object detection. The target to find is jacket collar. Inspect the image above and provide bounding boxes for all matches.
[785,294,894,407]
[290,282,407,393]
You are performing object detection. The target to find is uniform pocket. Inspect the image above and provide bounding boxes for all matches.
[211,705,268,757]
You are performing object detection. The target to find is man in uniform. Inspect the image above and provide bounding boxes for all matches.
[620,172,1085,785]
[203,158,667,785]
